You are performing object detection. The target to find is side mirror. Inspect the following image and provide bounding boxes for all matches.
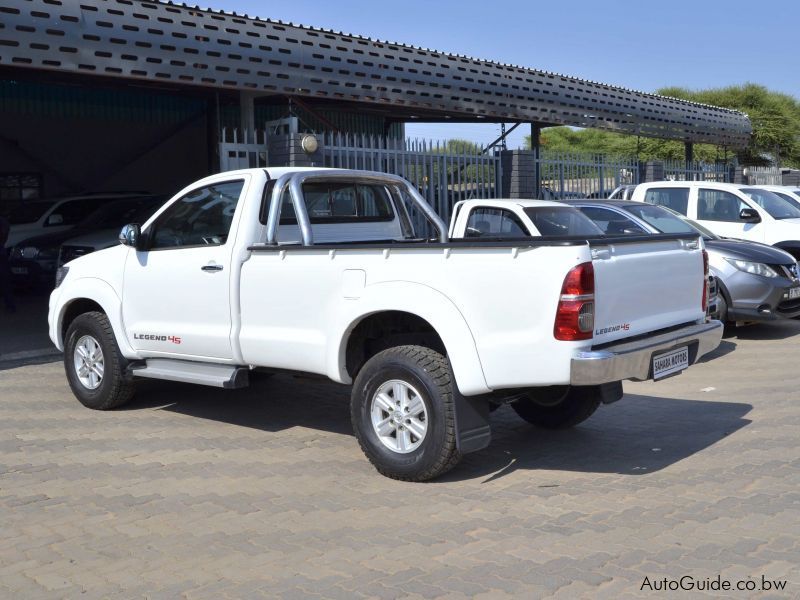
[464,226,483,238]
[739,207,761,223]
[46,214,64,226]
[119,223,145,250]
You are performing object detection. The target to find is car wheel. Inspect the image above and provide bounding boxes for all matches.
[511,385,601,429]
[716,293,728,324]
[64,311,136,410]
[350,345,462,481]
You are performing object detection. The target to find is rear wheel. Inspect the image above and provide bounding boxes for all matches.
[64,311,136,410]
[511,385,601,429]
[350,345,461,481]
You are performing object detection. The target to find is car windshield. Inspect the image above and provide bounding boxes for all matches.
[7,201,54,224]
[624,203,717,239]
[523,206,604,237]
[771,191,800,207]
[740,188,800,219]
[78,197,159,229]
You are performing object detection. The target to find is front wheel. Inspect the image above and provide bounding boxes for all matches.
[511,385,601,429]
[350,345,462,481]
[64,311,136,410]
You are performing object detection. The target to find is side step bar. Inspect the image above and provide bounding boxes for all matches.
[131,359,249,389]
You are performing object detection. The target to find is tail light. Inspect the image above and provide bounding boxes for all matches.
[554,262,595,341]
[702,249,709,312]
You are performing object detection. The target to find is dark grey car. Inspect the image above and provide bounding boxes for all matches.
[565,199,800,324]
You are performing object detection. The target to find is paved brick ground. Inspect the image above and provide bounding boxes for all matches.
[0,322,798,598]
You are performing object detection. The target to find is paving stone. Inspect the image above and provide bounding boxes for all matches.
[0,321,799,597]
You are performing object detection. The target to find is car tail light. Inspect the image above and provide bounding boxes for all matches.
[554,262,595,341]
[702,249,709,312]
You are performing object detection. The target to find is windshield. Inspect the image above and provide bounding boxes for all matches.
[740,188,800,220]
[772,191,800,207]
[624,203,716,239]
[7,201,54,225]
[523,206,604,237]
[78,197,158,229]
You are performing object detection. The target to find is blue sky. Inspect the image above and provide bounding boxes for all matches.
[211,0,799,148]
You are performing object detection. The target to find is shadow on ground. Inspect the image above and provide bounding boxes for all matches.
[121,373,752,482]
[723,319,800,341]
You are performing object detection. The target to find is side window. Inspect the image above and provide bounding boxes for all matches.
[148,180,245,249]
[697,189,747,222]
[643,187,690,215]
[465,208,526,238]
[578,207,647,235]
[49,199,105,226]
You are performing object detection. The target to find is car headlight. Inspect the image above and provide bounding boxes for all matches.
[54,266,69,288]
[725,258,778,278]
[10,246,23,259]
[20,246,40,259]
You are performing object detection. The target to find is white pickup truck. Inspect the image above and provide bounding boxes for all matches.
[48,168,722,480]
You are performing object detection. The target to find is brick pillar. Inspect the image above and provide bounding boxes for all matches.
[500,150,537,198]
[268,133,323,167]
[640,160,665,182]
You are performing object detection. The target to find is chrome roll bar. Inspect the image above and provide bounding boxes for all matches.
[263,169,449,245]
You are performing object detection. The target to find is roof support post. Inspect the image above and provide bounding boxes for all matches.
[531,123,542,199]
[685,142,694,181]
[240,91,257,141]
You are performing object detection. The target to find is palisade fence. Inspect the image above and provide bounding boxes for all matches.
[664,159,731,182]
[535,151,640,198]
[744,166,782,185]
[322,133,501,228]
[219,128,268,172]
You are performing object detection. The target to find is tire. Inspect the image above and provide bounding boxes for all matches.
[716,293,728,324]
[64,311,136,410]
[511,385,601,429]
[350,345,462,481]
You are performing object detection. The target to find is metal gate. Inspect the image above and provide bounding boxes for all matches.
[534,151,640,198]
[664,160,732,182]
[219,128,268,172]
[744,166,782,185]
[322,133,501,223]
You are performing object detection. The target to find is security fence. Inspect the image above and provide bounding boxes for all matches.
[322,133,501,224]
[534,151,640,198]
[663,159,732,182]
[744,166,782,185]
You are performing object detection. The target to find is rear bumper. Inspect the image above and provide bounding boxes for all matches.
[570,320,723,385]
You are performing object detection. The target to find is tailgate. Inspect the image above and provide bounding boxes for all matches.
[590,235,704,345]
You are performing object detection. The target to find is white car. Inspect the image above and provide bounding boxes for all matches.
[632,181,800,259]
[752,185,800,208]
[6,193,147,249]
[49,168,721,480]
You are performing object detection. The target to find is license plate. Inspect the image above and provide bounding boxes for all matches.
[11,267,27,275]
[789,287,800,300]
[652,346,689,380]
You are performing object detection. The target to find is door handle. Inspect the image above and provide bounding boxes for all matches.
[201,264,224,272]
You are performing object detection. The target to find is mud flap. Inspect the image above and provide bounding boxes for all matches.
[598,380,624,404]
[454,392,491,454]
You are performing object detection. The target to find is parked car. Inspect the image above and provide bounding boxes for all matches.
[5,193,149,249]
[566,199,800,324]
[633,181,800,259]
[10,195,161,288]
[49,168,721,481]
[58,198,164,267]
[450,198,719,320]
[752,185,800,208]
[606,185,637,200]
